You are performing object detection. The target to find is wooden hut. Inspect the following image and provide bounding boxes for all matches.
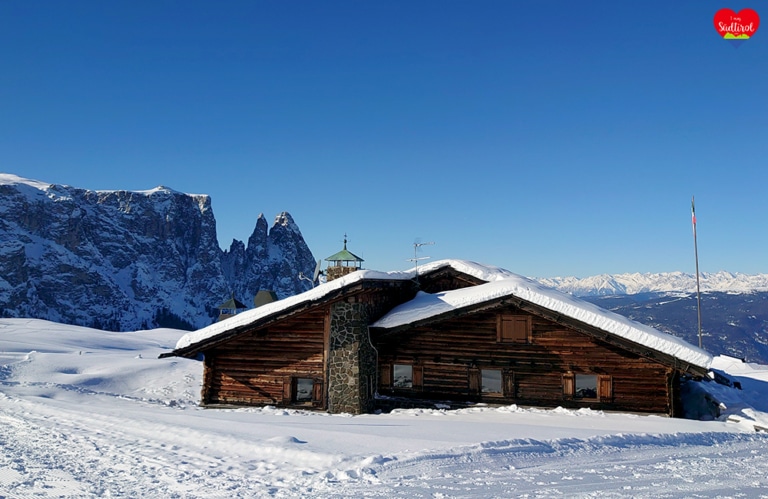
[215,295,248,322]
[162,260,712,417]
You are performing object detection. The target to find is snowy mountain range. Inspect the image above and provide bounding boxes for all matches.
[0,174,316,331]
[536,271,768,297]
[3,172,767,363]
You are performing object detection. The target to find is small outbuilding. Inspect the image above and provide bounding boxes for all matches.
[162,260,712,417]
[214,295,248,322]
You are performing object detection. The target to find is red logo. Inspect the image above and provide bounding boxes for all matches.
[714,8,760,47]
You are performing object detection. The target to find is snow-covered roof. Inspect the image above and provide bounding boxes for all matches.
[174,268,408,351]
[372,273,713,370]
[172,259,713,370]
[173,260,499,351]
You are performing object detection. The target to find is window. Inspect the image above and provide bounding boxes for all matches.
[283,376,322,406]
[498,314,531,343]
[481,369,502,394]
[563,373,612,401]
[574,375,597,399]
[470,368,506,396]
[383,363,422,391]
[294,378,314,403]
[393,364,413,388]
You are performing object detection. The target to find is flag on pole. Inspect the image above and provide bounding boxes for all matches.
[691,197,697,226]
[691,195,703,348]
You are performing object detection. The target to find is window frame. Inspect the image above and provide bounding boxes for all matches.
[481,368,503,396]
[294,377,315,403]
[470,368,514,399]
[383,363,423,392]
[574,374,598,400]
[393,364,414,389]
[283,376,323,407]
[563,373,612,402]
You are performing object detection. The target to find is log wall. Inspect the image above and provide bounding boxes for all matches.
[376,305,677,415]
[203,307,327,407]
[200,284,414,410]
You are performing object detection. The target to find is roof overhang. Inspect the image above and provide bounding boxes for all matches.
[371,293,710,378]
[160,278,414,359]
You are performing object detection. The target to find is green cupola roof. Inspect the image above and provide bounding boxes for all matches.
[325,235,364,263]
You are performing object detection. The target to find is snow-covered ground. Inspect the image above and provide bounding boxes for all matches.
[2,318,768,498]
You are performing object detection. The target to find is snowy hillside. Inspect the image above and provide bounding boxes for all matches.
[537,271,768,297]
[2,318,768,497]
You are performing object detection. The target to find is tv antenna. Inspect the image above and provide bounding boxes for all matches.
[408,240,434,283]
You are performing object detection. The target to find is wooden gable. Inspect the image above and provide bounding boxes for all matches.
[417,266,486,293]
[374,301,691,416]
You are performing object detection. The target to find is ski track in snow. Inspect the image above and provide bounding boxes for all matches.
[317,434,768,498]
[0,397,247,497]
[3,388,768,499]
[0,393,338,498]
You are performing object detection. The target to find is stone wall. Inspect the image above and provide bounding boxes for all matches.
[327,301,377,414]
[326,265,359,282]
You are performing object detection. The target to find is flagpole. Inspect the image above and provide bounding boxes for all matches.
[692,196,703,349]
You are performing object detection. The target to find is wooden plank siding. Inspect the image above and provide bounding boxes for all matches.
[199,284,416,410]
[375,304,678,415]
[202,307,328,408]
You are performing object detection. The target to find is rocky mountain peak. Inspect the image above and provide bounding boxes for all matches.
[0,174,316,331]
[273,211,298,230]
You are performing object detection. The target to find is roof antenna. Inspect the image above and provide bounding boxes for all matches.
[408,239,434,285]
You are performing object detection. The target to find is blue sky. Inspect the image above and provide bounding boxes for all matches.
[2,1,766,278]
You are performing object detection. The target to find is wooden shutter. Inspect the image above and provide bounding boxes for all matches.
[498,315,531,343]
[468,368,480,394]
[503,371,515,398]
[312,379,324,407]
[598,375,613,402]
[412,366,424,392]
[563,373,575,398]
[380,364,392,390]
[282,377,293,404]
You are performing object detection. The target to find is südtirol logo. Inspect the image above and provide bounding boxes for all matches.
[714,8,760,47]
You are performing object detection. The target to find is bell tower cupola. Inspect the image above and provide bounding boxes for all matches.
[324,234,364,281]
